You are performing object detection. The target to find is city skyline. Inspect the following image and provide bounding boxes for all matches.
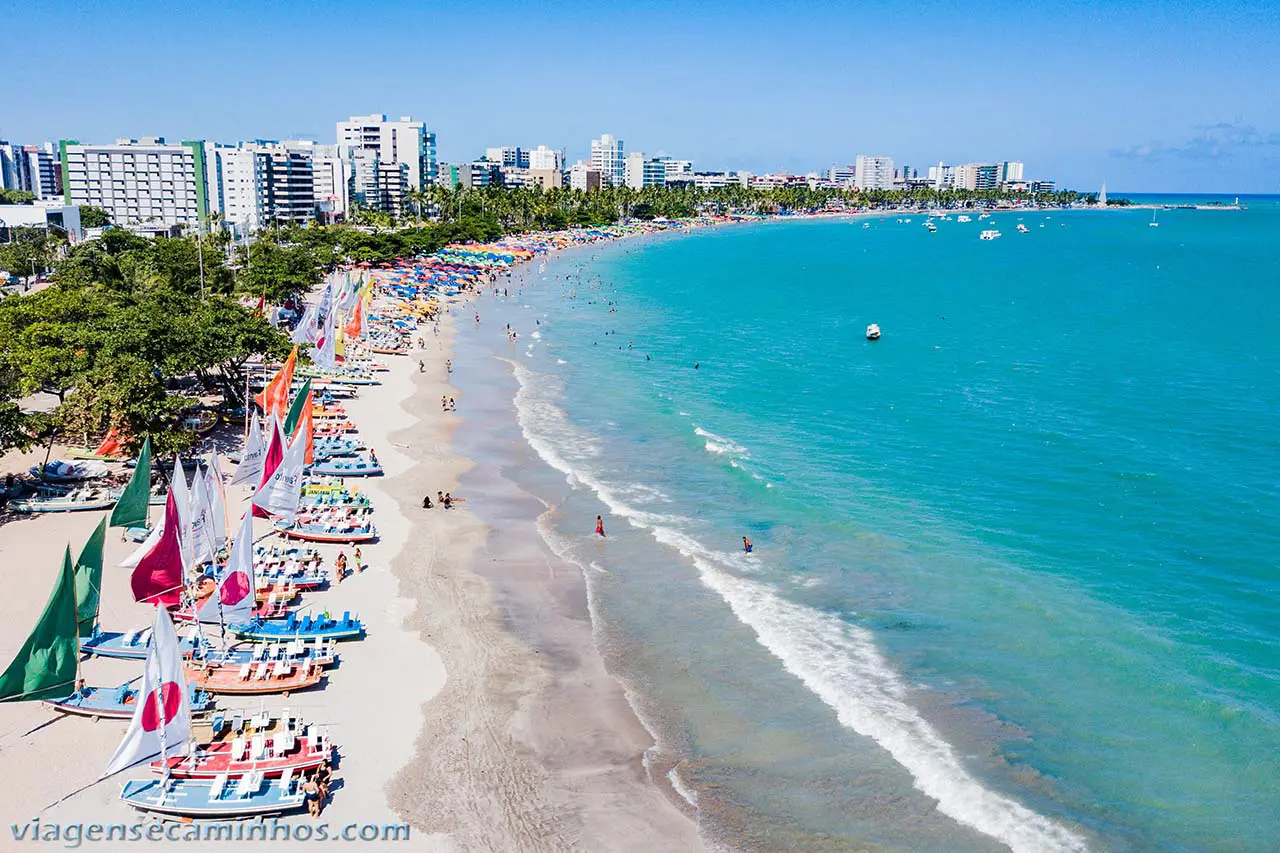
[3,0,1278,193]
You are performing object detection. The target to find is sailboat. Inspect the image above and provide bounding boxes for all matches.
[1149,209,1160,227]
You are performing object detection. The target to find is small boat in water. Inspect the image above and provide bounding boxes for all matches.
[980,229,1002,240]
[1149,210,1160,228]
[120,770,307,818]
[1016,224,1030,233]
[866,324,882,341]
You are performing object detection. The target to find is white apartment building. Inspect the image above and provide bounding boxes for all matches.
[663,159,693,184]
[589,134,625,186]
[60,137,208,228]
[484,147,528,169]
[285,141,347,220]
[569,161,602,191]
[528,145,564,172]
[928,162,955,189]
[828,166,856,187]
[999,161,1024,184]
[854,155,895,190]
[954,163,1000,191]
[205,144,265,232]
[336,114,437,190]
[693,172,734,189]
[623,152,646,189]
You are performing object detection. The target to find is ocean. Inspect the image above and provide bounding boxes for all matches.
[455,198,1280,852]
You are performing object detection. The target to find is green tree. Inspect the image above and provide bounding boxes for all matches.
[78,206,112,228]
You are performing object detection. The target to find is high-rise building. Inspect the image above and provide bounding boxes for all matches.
[284,141,347,221]
[336,114,437,190]
[589,134,625,186]
[623,152,647,189]
[998,161,1025,184]
[528,145,564,172]
[854,155,895,190]
[954,163,1000,191]
[60,137,209,228]
[0,142,60,199]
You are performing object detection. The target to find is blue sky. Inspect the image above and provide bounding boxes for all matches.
[2,0,1278,192]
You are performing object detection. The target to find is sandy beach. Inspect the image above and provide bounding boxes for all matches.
[0,253,705,850]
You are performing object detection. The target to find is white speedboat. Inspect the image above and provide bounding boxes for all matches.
[1016,224,1029,233]
[957,215,972,222]
[980,229,1002,240]
[866,324,881,341]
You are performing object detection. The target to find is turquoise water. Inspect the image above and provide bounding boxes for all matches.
[468,203,1280,852]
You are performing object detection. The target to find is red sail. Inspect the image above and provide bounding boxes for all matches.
[131,490,184,607]
[252,420,284,519]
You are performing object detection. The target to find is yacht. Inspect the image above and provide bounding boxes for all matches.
[957,215,972,223]
[1016,224,1029,233]
[865,324,881,341]
[980,229,1002,240]
[924,221,937,232]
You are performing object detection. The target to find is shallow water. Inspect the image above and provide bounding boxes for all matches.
[459,201,1280,852]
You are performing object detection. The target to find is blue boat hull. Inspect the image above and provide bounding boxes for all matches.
[121,776,307,818]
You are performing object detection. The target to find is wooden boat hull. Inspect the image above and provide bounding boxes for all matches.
[120,778,306,818]
[80,630,201,661]
[308,464,383,477]
[273,524,377,544]
[46,684,214,719]
[231,616,365,643]
[8,498,115,513]
[185,663,324,695]
[153,736,331,779]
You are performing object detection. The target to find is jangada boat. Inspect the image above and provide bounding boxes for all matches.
[185,658,325,696]
[152,725,334,779]
[7,487,118,513]
[866,324,882,341]
[189,638,338,669]
[120,769,306,818]
[309,455,383,477]
[273,519,377,544]
[231,611,366,642]
[79,625,202,660]
[45,680,214,720]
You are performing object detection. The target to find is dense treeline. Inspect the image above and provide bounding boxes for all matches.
[0,228,290,454]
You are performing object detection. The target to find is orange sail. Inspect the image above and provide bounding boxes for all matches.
[344,300,363,339]
[291,388,315,465]
[93,427,126,457]
[253,346,298,418]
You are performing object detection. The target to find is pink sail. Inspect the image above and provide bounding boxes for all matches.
[251,419,284,519]
[130,490,185,607]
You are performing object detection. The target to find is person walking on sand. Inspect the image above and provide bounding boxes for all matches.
[742,536,753,553]
[354,546,363,572]
[595,515,606,538]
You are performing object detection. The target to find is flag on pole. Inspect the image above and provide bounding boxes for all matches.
[103,607,191,776]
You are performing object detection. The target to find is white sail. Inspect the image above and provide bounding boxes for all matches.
[206,451,228,551]
[230,412,266,486]
[189,471,217,567]
[198,511,256,625]
[313,304,337,370]
[171,456,195,572]
[120,520,163,569]
[103,607,191,775]
[251,422,307,523]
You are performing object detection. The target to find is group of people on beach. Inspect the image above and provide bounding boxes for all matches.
[302,759,334,817]
[423,490,456,510]
[440,395,456,412]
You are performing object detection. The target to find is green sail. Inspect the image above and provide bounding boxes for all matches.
[74,518,107,638]
[283,378,312,436]
[109,435,150,529]
[0,549,79,702]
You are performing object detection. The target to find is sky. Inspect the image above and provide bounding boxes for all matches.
[2,0,1278,193]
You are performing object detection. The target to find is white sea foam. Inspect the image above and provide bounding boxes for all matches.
[556,358,568,365]
[506,357,1088,853]
[530,330,542,339]
[694,426,749,459]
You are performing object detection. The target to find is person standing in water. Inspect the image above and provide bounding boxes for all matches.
[595,515,606,538]
[742,536,753,553]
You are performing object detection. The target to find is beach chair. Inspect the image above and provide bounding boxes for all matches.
[250,733,267,761]
[234,772,261,799]
[209,774,229,802]
[278,768,294,794]
[341,611,352,627]
[252,644,267,662]
[125,629,143,647]
[272,660,290,679]
[230,735,246,762]
[253,662,270,681]
[238,663,251,681]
